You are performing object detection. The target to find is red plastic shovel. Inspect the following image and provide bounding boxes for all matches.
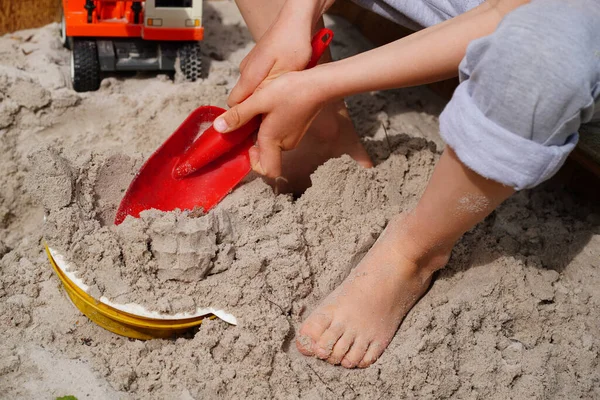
[114,28,333,225]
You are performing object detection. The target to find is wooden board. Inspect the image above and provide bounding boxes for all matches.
[0,0,62,35]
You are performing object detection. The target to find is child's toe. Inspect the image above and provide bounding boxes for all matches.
[357,341,383,368]
[295,334,315,356]
[327,331,354,365]
[296,309,333,355]
[341,338,369,368]
[314,321,344,359]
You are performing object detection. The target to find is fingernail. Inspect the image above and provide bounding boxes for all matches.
[213,117,228,133]
[251,159,266,175]
[274,176,288,196]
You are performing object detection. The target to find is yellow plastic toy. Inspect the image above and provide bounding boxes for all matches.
[45,245,212,340]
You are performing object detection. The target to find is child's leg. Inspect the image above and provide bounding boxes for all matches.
[297,0,600,368]
[296,147,514,367]
[234,0,373,194]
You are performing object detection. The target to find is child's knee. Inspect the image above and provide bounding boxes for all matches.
[438,0,600,190]
[462,0,599,146]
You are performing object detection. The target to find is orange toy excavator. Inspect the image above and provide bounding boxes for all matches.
[60,0,204,92]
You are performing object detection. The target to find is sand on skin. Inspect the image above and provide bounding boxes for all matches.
[1,2,600,398]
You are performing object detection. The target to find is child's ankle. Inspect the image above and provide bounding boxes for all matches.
[388,214,453,278]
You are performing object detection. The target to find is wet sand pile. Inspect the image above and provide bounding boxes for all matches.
[1,2,599,399]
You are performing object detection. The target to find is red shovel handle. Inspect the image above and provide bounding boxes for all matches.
[173,28,334,179]
[307,28,333,69]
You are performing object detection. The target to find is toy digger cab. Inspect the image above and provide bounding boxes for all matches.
[60,0,204,92]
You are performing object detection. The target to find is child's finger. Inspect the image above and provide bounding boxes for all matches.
[253,129,283,179]
[248,145,262,174]
[228,57,275,107]
[238,51,251,74]
[213,96,264,133]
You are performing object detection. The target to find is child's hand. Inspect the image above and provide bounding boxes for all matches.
[215,70,324,178]
[227,13,314,107]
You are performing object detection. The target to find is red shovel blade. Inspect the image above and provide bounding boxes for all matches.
[114,106,254,225]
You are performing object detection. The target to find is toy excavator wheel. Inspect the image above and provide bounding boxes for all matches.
[72,40,101,92]
[179,42,202,82]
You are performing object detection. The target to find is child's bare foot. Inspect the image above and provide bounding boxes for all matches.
[271,100,373,195]
[295,215,450,368]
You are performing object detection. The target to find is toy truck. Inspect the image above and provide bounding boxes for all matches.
[60,0,203,92]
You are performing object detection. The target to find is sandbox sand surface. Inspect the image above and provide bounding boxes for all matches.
[1,1,599,398]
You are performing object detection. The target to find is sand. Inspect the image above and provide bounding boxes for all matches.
[1,1,599,398]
